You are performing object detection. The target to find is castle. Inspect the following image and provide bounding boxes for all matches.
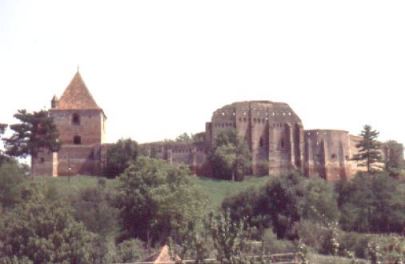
[32,72,362,181]
[32,72,108,177]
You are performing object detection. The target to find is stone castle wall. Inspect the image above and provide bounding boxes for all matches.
[206,101,304,176]
[32,109,107,177]
[144,101,363,181]
[50,109,106,145]
[33,93,364,181]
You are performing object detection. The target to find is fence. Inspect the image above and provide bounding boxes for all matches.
[116,252,299,264]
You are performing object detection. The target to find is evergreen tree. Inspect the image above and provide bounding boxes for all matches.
[352,125,382,173]
[3,110,60,171]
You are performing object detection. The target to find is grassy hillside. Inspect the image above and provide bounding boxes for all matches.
[33,175,271,209]
[192,176,271,210]
[33,176,118,197]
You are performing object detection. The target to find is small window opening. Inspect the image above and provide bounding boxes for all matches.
[331,154,337,159]
[72,113,80,125]
[40,157,45,163]
[73,135,81,145]
[280,139,285,149]
[259,137,264,148]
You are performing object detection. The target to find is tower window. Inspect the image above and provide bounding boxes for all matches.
[73,135,81,145]
[259,137,264,147]
[280,139,285,149]
[72,113,80,125]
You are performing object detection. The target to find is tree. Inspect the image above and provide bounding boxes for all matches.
[383,140,403,178]
[175,132,193,143]
[0,186,95,263]
[4,110,60,170]
[209,129,251,181]
[71,186,119,237]
[113,239,145,263]
[207,210,247,264]
[116,157,207,245]
[222,173,339,239]
[352,125,383,173]
[337,173,405,233]
[105,138,138,177]
[0,160,26,209]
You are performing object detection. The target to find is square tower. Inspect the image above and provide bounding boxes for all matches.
[32,71,107,176]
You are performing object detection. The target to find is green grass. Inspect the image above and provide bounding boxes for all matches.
[33,175,118,197]
[192,175,272,210]
[33,175,271,209]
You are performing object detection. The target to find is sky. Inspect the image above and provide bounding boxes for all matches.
[0,0,404,145]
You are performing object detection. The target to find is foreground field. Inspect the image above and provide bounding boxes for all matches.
[33,175,271,209]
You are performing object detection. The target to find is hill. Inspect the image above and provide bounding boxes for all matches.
[33,175,271,210]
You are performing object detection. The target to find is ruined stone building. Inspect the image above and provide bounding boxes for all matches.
[34,72,363,181]
[32,72,108,176]
[144,101,363,181]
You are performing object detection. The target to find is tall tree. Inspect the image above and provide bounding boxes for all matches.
[209,129,251,181]
[3,110,60,169]
[352,125,382,173]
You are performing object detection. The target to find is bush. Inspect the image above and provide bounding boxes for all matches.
[222,173,339,240]
[296,220,330,253]
[104,138,138,178]
[0,160,26,208]
[71,186,119,237]
[262,229,295,254]
[113,239,145,263]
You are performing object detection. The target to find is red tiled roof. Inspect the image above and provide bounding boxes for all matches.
[56,72,101,110]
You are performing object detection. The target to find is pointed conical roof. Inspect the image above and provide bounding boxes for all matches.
[56,71,101,110]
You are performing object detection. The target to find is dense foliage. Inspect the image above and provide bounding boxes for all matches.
[104,138,138,178]
[116,157,207,245]
[336,172,405,233]
[0,184,95,264]
[0,160,26,209]
[222,173,339,239]
[208,129,251,181]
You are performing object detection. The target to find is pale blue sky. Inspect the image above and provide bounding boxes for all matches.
[1,0,404,144]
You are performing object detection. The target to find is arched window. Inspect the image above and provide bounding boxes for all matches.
[259,137,264,148]
[73,135,81,145]
[72,113,80,125]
